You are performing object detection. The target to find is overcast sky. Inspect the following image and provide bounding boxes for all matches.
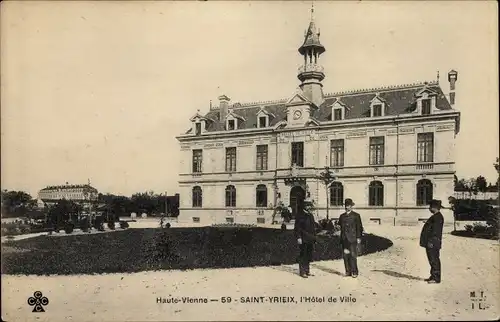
[1,1,498,197]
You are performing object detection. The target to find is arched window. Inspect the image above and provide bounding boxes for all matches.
[330,182,344,206]
[192,186,202,208]
[416,179,433,206]
[225,185,236,207]
[369,181,384,206]
[256,184,268,207]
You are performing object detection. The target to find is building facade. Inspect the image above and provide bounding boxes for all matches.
[176,11,461,225]
[38,183,99,208]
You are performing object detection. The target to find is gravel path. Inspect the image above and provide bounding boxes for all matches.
[2,225,498,321]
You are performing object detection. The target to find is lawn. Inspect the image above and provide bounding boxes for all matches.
[1,227,392,275]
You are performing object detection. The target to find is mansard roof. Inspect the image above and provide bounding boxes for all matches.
[197,81,453,132]
[40,184,98,192]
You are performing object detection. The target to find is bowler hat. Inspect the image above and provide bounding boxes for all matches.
[429,199,442,208]
[344,198,355,206]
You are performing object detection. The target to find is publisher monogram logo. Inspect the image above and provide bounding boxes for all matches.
[470,290,489,310]
[28,291,49,312]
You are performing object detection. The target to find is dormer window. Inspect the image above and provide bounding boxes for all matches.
[372,104,383,117]
[333,108,342,121]
[421,99,431,115]
[370,94,386,117]
[415,86,437,115]
[190,110,212,136]
[259,116,267,128]
[330,99,348,121]
[256,107,274,129]
[195,122,202,135]
[228,119,235,130]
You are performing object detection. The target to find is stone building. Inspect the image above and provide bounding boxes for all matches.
[176,10,461,225]
[38,183,99,208]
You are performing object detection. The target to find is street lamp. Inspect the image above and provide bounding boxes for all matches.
[318,165,336,221]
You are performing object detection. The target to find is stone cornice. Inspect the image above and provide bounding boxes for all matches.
[176,111,460,142]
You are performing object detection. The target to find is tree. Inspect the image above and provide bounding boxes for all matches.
[454,177,467,192]
[465,178,478,198]
[317,166,336,221]
[99,193,132,217]
[1,190,33,217]
[47,200,83,229]
[475,176,488,193]
[130,191,164,215]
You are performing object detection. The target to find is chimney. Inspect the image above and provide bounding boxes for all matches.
[218,94,230,122]
[448,69,458,106]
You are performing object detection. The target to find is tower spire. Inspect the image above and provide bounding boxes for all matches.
[297,4,326,107]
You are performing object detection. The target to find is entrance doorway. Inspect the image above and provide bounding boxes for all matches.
[289,186,306,219]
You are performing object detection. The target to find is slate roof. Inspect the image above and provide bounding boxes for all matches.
[40,184,98,192]
[190,81,454,133]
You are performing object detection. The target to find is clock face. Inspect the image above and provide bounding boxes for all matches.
[293,110,302,120]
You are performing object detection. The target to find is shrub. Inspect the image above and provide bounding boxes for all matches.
[107,221,115,230]
[120,221,129,229]
[471,222,494,235]
[64,223,74,234]
[93,216,105,231]
[165,223,171,229]
[20,225,31,234]
[80,217,90,232]
[281,223,286,231]
[465,224,473,232]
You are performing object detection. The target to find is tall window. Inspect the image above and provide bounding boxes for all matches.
[225,185,236,207]
[192,186,202,207]
[225,147,237,172]
[291,142,304,167]
[333,108,342,121]
[259,116,267,128]
[369,136,385,165]
[256,145,268,170]
[192,149,203,173]
[416,179,433,206]
[421,99,431,115]
[330,182,344,206]
[372,104,382,117]
[227,119,235,130]
[369,181,384,206]
[417,133,434,163]
[195,122,202,135]
[330,139,344,167]
[256,184,268,207]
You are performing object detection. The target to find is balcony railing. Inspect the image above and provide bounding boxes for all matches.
[298,63,324,74]
[416,163,434,170]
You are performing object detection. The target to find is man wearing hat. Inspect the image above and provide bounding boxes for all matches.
[338,198,364,278]
[419,199,444,284]
[294,197,318,278]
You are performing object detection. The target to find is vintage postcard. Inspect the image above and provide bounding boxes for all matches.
[1,0,499,321]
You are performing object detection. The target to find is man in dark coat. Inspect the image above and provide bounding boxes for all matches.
[294,197,317,278]
[338,198,364,278]
[419,199,444,284]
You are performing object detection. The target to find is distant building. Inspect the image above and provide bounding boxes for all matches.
[176,8,461,225]
[38,183,99,208]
